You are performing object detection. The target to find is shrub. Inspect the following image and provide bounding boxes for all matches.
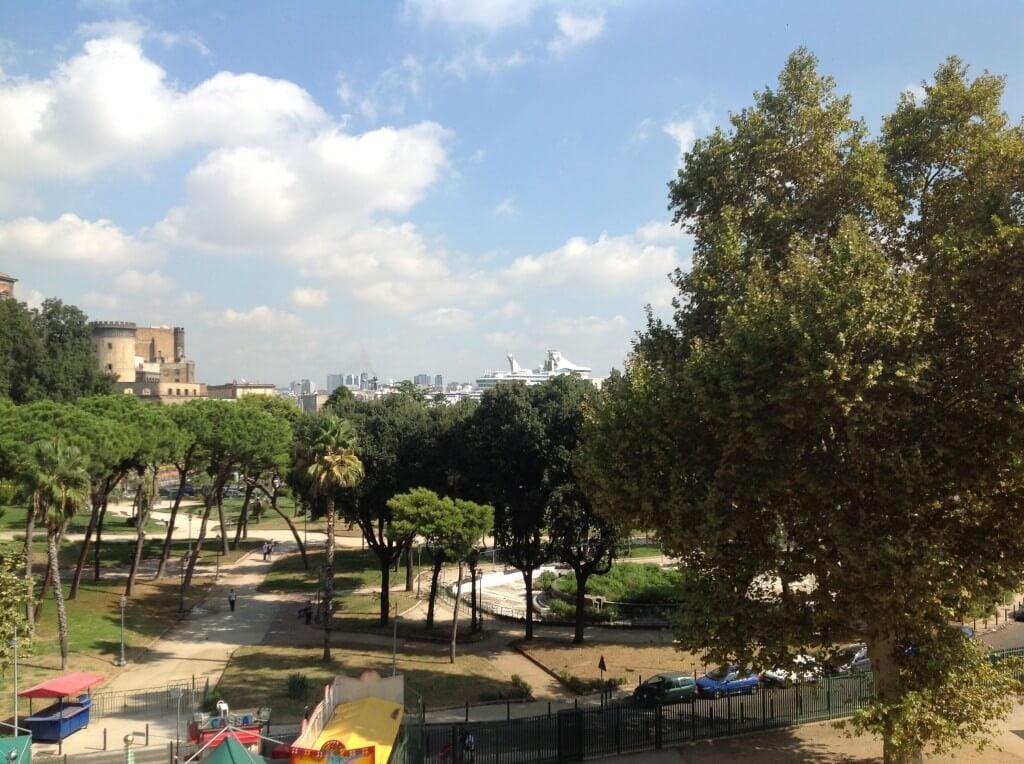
[478,674,533,702]
[537,571,558,590]
[202,688,223,712]
[286,672,309,699]
[557,671,624,694]
[557,564,683,604]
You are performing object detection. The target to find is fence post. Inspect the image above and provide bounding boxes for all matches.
[615,703,621,755]
[146,723,150,746]
[727,693,732,736]
[654,704,663,750]
[465,701,469,722]
[691,697,697,740]
[104,728,108,750]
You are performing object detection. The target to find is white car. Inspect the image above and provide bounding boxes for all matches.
[762,654,822,687]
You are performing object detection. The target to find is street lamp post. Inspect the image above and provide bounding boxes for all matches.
[175,689,185,758]
[116,595,127,666]
[179,558,186,614]
[392,604,400,676]
[10,637,18,735]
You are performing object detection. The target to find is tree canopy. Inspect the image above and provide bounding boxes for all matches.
[580,51,1024,763]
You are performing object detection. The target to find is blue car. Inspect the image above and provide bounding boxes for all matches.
[696,665,761,698]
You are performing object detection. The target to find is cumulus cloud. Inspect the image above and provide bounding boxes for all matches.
[0,213,160,267]
[221,305,302,329]
[114,268,176,292]
[404,0,543,30]
[493,197,518,217]
[549,11,605,55]
[0,29,327,180]
[503,225,679,293]
[290,287,328,308]
[664,109,714,164]
[444,46,527,79]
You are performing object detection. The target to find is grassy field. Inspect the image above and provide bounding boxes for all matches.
[260,548,421,632]
[0,503,168,536]
[0,575,216,719]
[519,638,707,691]
[219,643,523,721]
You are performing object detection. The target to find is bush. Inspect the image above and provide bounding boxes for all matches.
[286,672,309,699]
[557,671,624,694]
[557,564,683,604]
[202,688,223,712]
[537,571,557,590]
[546,594,618,622]
[479,674,533,702]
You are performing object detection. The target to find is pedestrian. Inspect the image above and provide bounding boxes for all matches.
[228,588,237,612]
[303,705,310,722]
[261,541,269,561]
[267,540,275,560]
[462,732,475,764]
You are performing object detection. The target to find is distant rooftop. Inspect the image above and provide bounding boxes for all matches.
[0,271,17,283]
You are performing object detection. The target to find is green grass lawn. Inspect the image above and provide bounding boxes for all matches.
[0,503,167,536]
[0,574,215,719]
[218,644,523,721]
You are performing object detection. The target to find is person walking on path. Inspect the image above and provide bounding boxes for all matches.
[262,541,270,561]
[228,588,237,612]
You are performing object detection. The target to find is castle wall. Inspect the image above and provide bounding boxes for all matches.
[91,322,138,383]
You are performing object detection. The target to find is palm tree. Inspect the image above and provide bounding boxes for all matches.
[306,416,364,661]
[26,439,90,670]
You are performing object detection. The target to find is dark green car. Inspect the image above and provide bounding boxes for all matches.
[632,672,697,705]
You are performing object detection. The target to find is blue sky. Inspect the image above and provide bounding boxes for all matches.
[1,1,1022,387]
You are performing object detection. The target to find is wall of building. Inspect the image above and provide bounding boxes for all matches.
[135,326,176,364]
[91,322,138,382]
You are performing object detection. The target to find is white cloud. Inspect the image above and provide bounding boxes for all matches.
[221,305,302,329]
[337,56,424,122]
[494,197,518,217]
[549,11,605,55]
[903,82,927,101]
[664,109,714,164]
[0,213,160,267]
[404,0,544,30]
[0,29,327,180]
[114,269,176,292]
[423,307,472,327]
[635,220,687,243]
[444,47,528,79]
[290,287,328,307]
[504,224,679,294]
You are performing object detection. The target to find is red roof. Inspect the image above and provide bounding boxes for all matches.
[19,672,105,699]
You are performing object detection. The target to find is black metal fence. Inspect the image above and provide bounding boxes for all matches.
[87,679,206,720]
[404,672,875,763]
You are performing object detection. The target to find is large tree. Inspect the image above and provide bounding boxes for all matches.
[467,383,551,640]
[306,415,364,661]
[23,439,91,670]
[580,52,1024,764]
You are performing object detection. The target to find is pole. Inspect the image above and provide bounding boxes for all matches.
[117,595,127,666]
[11,637,18,734]
[392,604,399,676]
[176,690,183,756]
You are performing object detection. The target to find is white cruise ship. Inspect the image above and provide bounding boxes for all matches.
[475,350,594,390]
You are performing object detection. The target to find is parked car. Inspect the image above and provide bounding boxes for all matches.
[632,672,697,705]
[824,644,870,675]
[696,665,760,698]
[762,654,822,687]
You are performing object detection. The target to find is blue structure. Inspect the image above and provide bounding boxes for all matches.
[18,672,104,745]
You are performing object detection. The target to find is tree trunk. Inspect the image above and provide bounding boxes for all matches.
[69,492,101,599]
[404,539,414,592]
[23,496,37,637]
[34,557,52,621]
[271,488,307,569]
[523,567,535,641]
[216,491,229,555]
[323,497,335,663]
[469,561,478,632]
[48,528,70,670]
[380,555,391,626]
[156,467,189,578]
[184,499,213,589]
[427,557,443,629]
[450,561,463,664]
[125,469,155,597]
[232,485,253,551]
[92,496,109,582]
[573,568,588,645]
[868,634,924,764]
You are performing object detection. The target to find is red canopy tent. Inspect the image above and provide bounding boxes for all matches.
[19,672,105,699]
[19,673,105,743]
